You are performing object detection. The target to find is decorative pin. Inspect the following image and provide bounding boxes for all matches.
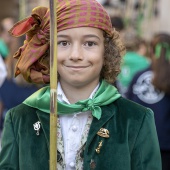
[33,121,41,135]
[95,140,103,154]
[97,128,109,138]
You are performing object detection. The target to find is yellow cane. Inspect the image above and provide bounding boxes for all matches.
[49,0,58,169]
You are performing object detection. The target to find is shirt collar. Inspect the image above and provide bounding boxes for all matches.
[57,82,99,104]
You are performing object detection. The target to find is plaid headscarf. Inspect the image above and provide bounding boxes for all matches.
[9,0,113,84]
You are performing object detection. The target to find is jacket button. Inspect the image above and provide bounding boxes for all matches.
[69,162,75,168]
[90,159,96,169]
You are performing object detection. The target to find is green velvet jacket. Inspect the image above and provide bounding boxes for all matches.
[0,97,161,170]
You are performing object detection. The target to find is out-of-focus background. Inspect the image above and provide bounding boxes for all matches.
[1,0,170,40]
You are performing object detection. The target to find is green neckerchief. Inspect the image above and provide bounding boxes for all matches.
[23,80,121,120]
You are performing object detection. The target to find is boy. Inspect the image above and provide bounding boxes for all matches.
[0,0,161,169]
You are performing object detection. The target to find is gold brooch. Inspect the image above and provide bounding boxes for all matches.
[95,140,103,154]
[97,128,109,138]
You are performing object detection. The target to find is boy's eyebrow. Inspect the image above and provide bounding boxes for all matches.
[57,34,101,40]
[83,34,101,40]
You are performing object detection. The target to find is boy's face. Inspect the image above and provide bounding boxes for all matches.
[57,27,105,88]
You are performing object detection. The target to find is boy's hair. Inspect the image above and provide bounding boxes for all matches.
[150,33,170,94]
[101,30,125,84]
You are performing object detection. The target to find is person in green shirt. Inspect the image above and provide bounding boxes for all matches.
[117,33,150,96]
[0,39,9,59]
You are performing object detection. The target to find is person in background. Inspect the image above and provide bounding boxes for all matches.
[0,55,7,87]
[117,30,150,97]
[0,75,39,131]
[0,0,161,169]
[110,15,126,43]
[127,33,170,170]
[0,17,21,78]
[0,18,12,87]
[0,40,8,60]
[110,15,125,33]
[0,17,39,131]
[0,18,16,59]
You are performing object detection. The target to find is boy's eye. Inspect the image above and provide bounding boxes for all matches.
[84,41,96,47]
[58,41,70,46]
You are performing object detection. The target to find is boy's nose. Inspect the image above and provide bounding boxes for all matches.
[69,44,83,61]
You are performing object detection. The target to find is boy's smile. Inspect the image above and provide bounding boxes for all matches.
[64,64,90,71]
[57,27,105,89]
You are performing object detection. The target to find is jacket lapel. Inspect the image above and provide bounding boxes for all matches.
[36,109,64,162]
[86,104,116,150]
[36,110,50,150]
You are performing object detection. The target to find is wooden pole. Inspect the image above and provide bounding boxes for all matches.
[49,0,58,169]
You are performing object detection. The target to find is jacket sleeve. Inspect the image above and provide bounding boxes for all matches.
[131,109,162,170]
[0,110,19,170]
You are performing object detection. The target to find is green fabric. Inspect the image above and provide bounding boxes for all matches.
[155,42,170,60]
[118,51,150,88]
[23,80,121,120]
[0,39,9,58]
[0,98,162,170]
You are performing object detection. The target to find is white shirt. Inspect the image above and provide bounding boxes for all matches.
[57,83,99,170]
[0,55,7,87]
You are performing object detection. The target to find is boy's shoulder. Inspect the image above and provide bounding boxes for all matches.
[114,97,154,120]
[10,103,36,113]
[116,97,149,109]
[5,103,39,122]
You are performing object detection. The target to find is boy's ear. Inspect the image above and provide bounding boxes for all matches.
[8,17,36,37]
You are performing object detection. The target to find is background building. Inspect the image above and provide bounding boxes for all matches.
[0,0,170,41]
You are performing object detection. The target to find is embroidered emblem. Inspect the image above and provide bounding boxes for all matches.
[132,71,164,104]
[97,128,109,138]
[33,121,41,135]
[95,140,103,154]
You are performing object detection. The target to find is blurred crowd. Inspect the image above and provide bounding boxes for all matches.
[0,17,40,134]
[0,1,170,170]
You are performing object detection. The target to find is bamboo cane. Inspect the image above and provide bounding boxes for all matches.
[49,0,58,169]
